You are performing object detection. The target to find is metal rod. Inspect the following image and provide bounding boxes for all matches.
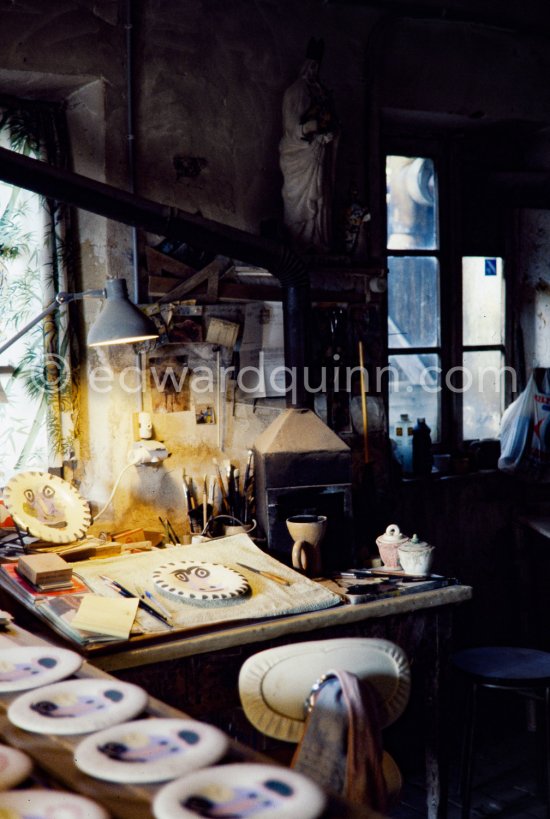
[0,299,59,356]
[0,146,308,285]
[0,146,310,406]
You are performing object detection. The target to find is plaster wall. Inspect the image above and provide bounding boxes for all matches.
[516,209,550,372]
[0,1,550,538]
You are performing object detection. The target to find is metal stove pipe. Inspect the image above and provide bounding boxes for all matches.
[0,145,310,406]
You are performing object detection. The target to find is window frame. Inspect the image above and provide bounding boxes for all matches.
[382,131,510,451]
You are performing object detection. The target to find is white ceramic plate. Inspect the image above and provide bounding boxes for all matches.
[152,763,326,819]
[8,678,148,735]
[0,744,33,790]
[0,789,108,818]
[4,471,91,544]
[74,717,229,784]
[152,561,250,605]
[0,646,83,693]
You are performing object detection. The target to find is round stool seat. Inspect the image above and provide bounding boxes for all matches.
[453,646,550,687]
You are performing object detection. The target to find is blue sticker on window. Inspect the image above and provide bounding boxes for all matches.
[485,259,497,276]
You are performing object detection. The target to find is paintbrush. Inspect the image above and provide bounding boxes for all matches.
[182,470,192,513]
[208,474,216,513]
[226,461,234,517]
[243,450,254,524]
[213,457,229,512]
[165,518,180,544]
[243,449,253,495]
[202,474,208,531]
[233,468,240,518]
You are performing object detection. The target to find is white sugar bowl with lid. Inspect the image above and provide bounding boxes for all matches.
[375,524,410,569]
[397,533,434,576]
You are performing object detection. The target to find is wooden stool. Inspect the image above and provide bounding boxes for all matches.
[453,646,550,819]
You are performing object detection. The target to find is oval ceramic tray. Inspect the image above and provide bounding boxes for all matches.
[74,717,229,783]
[0,646,83,693]
[8,678,148,735]
[4,471,91,544]
[0,790,108,818]
[0,744,33,790]
[152,561,250,605]
[152,763,326,819]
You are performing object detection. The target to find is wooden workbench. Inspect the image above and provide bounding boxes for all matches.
[0,582,472,818]
[0,621,377,819]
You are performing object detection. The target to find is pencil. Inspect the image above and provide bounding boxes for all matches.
[99,575,172,626]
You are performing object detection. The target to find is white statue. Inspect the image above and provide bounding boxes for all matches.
[279,39,339,254]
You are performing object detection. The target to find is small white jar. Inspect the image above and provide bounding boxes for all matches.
[397,533,434,576]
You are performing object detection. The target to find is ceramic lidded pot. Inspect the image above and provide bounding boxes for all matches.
[375,524,409,569]
[397,533,434,576]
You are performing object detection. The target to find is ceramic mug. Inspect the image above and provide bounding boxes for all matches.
[287,515,327,577]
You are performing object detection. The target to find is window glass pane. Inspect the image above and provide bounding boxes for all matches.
[387,256,440,348]
[462,350,505,440]
[0,128,48,482]
[388,353,440,442]
[463,257,504,345]
[386,155,438,250]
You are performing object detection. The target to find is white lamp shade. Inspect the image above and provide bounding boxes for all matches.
[87,278,158,347]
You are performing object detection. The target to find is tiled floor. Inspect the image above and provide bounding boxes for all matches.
[393,733,547,817]
[390,692,548,818]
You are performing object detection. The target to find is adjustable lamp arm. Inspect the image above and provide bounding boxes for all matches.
[0,288,104,358]
[0,278,158,355]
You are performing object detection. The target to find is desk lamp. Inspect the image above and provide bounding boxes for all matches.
[0,277,159,357]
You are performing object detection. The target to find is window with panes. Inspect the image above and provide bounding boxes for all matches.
[385,151,506,450]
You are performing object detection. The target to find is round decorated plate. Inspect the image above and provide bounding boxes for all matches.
[8,678,148,736]
[0,790,108,818]
[152,763,326,819]
[152,561,250,605]
[0,646,83,693]
[74,717,229,784]
[0,744,33,790]
[3,471,91,544]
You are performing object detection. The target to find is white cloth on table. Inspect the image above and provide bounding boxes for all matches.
[74,534,341,632]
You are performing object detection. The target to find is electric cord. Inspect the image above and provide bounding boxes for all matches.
[93,462,135,521]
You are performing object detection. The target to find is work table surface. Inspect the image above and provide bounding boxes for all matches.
[93,583,472,672]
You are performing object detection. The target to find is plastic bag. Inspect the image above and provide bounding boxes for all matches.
[498,369,550,481]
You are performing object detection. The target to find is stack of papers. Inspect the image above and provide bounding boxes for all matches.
[71,594,139,640]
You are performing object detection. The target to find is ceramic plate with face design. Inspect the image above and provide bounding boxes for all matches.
[7,678,148,735]
[74,718,229,784]
[0,744,33,790]
[152,561,250,605]
[4,471,91,544]
[0,790,108,818]
[152,763,326,819]
[0,646,83,693]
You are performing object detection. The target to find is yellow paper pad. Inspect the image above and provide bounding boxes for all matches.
[71,593,139,639]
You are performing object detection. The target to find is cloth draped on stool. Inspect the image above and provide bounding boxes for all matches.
[291,668,389,813]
